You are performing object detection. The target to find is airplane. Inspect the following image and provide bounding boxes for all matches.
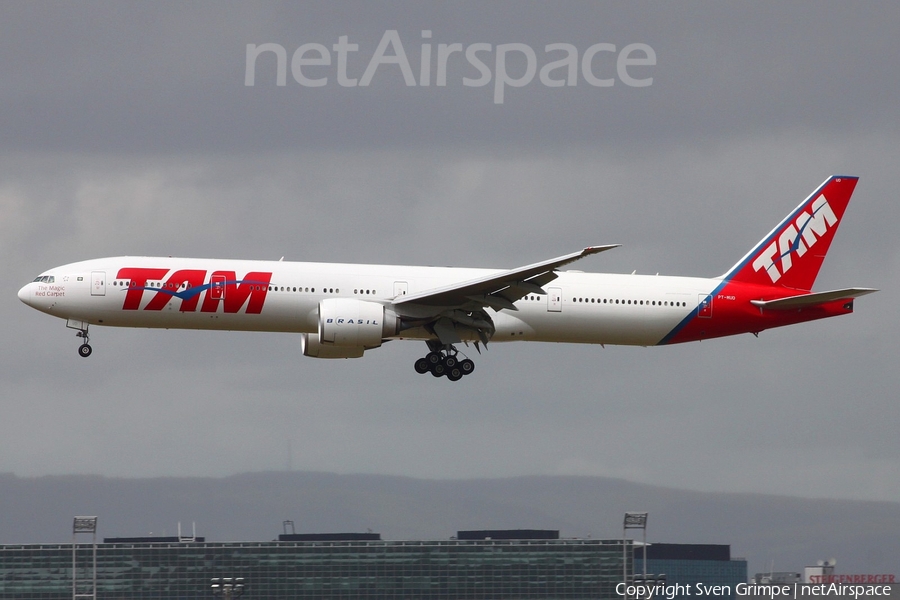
[18,175,876,381]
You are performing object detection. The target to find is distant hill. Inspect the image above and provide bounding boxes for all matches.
[1,471,897,576]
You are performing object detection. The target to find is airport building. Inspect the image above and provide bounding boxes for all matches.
[633,543,748,599]
[0,529,632,599]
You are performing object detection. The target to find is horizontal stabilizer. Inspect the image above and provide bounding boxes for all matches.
[750,288,878,310]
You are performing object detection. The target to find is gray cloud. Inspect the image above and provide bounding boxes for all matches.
[2,2,898,153]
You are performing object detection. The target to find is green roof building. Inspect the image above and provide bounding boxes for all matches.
[0,532,632,599]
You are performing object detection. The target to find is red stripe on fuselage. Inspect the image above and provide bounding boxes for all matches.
[662,281,854,344]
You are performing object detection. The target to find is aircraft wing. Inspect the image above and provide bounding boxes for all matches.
[750,287,878,310]
[393,245,620,311]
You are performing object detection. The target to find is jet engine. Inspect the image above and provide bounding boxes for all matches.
[301,332,365,358]
[302,298,400,358]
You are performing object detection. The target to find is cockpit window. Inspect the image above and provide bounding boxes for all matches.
[32,275,55,283]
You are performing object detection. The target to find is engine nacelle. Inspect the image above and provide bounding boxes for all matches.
[301,332,365,359]
[317,298,400,349]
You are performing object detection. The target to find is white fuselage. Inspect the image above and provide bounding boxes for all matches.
[19,256,716,347]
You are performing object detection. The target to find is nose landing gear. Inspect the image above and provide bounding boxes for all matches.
[414,345,475,381]
[76,328,92,358]
[66,320,94,358]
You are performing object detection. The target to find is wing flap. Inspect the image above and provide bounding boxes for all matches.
[432,317,463,345]
[466,294,519,311]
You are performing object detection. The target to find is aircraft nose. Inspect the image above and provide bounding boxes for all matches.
[17,283,32,305]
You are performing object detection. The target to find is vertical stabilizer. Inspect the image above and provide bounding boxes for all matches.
[722,176,858,291]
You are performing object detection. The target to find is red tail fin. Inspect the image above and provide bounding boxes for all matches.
[722,176,858,291]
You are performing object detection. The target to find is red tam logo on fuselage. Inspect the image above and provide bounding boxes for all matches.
[115,268,272,313]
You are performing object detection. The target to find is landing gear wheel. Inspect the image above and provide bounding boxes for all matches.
[417,342,478,380]
[73,326,92,357]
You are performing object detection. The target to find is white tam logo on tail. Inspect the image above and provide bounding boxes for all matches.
[751,195,838,284]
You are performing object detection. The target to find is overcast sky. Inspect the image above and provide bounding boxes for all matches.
[2,2,898,503]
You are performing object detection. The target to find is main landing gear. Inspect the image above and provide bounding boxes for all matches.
[414,346,475,382]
